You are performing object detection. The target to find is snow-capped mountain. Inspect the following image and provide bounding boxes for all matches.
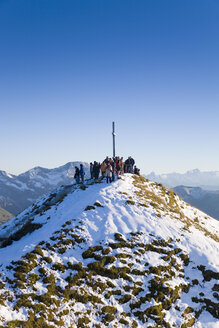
[173,185,219,221]
[145,169,219,190]
[0,162,90,216]
[0,174,218,327]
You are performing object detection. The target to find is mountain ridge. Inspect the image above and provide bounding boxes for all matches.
[2,163,219,218]
[0,174,218,327]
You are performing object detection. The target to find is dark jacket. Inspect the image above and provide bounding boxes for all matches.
[80,165,85,176]
[74,167,80,178]
[93,164,100,175]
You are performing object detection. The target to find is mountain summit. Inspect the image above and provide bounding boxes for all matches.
[0,175,218,327]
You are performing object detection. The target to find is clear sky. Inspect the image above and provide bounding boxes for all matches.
[0,0,219,175]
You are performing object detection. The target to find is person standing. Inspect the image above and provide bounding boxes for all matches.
[104,156,110,165]
[93,161,100,180]
[80,164,85,183]
[105,162,113,183]
[124,157,129,173]
[90,162,94,179]
[101,161,106,178]
[74,166,80,184]
[116,160,121,178]
[130,157,135,173]
[120,157,124,175]
[111,158,115,181]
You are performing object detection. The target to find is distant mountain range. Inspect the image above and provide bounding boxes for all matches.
[173,186,219,221]
[145,169,219,190]
[0,162,90,216]
[144,169,219,220]
[2,164,219,224]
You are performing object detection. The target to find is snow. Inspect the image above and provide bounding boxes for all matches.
[0,306,27,323]
[1,174,218,267]
[0,170,14,179]
[0,174,218,327]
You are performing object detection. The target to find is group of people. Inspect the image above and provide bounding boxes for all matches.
[74,156,140,184]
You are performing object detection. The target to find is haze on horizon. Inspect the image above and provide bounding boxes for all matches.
[0,0,219,175]
[1,162,219,178]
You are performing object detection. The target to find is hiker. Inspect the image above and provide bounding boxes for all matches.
[90,162,94,179]
[80,164,85,183]
[125,156,135,173]
[116,159,121,178]
[93,161,100,180]
[119,157,124,174]
[111,158,115,181]
[130,156,135,173]
[134,166,140,176]
[124,158,130,173]
[74,166,80,184]
[105,162,113,183]
[101,161,106,177]
[104,156,110,165]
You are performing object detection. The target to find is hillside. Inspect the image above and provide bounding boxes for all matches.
[0,174,218,327]
[0,206,13,225]
[0,162,89,215]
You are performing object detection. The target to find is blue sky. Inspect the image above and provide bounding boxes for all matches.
[0,0,219,175]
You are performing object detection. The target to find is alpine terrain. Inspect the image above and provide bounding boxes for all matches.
[0,162,89,216]
[0,174,218,327]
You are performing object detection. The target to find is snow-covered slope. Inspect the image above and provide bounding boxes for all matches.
[145,169,219,190]
[0,162,89,215]
[0,175,218,327]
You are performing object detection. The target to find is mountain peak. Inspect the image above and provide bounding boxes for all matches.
[20,166,47,178]
[0,174,218,327]
[0,170,14,179]
[186,168,201,174]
